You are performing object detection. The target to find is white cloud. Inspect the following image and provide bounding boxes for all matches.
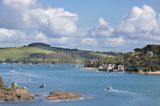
[35,32,49,43]
[99,17,108,26]
[152,24,160,35]
[81,38,98,46]
[90,17,114,36]
[0,28,26,41]
[118,5,158,35]
[52,37,70,44]
[152,15,160,35]
[2,0,37,8]
[0,0,79,36]
[0,1,159,51]
[23,8,79,36]
[105,37,125,46]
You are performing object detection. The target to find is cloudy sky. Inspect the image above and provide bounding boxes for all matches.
[0,0,160,52]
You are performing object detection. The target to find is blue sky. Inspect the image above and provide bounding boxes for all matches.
[41,0,160,26]
[0,0,160,52]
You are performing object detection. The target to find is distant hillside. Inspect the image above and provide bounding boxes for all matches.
[84,44,160,72]
[124,44,160,72]
[134,44,160,55]
[27,43,51,48]
[0,43,111,64]
[0,47,54,60]
[26,43,112,59]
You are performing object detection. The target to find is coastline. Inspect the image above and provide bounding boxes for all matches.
[82,67,97,70]
[138,71,160,75]
[83,67,160,75]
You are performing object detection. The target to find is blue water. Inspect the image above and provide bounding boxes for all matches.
[0,64,160,106]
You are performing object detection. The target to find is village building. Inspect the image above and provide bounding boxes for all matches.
[11,82,28,94]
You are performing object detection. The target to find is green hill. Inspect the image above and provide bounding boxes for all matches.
[0,47,54,61]
[123,44,160,72]
[83,44,160,72]
[0,43,111,64]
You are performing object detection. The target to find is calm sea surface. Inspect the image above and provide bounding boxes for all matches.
[0,64,160,106]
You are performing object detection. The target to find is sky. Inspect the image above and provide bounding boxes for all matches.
[0,0,160,52]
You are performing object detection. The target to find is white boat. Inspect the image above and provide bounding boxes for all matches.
[29,63,33,65]
[10,67,16,72]
[28,78,31,82]
[50,64,54,67]
[39,83,46,88]
[105,84,113,91]
[2,63,7,65]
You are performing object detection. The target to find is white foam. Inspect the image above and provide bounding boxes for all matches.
[105,88,138,96]
[47,96,91,103]
[9,69,42,78]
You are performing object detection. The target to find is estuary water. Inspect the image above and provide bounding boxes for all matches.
[0,64,160,106]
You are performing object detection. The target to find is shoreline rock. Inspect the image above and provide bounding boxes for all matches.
[0,76,34,102]
[0,88,34,102]
[46,91,90,101]
[46,91,80,101]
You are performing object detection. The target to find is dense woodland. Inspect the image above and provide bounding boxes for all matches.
[84,45,160,72]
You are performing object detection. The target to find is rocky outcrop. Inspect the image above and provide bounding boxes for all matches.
[0,76,34,102]
[0,88,34,101]
[46,91,81,101]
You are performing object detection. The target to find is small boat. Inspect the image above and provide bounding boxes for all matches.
[105,84,113,91]
[39,83,46,88]
[76,65,80,68]
[10,67,15,72]
[28,78,31,82]
[29,63,32,65]
[50,64,54,67]
[37,63,41,66]
[2,63,7,65]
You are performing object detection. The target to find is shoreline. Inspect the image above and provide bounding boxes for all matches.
[138,71,160,75]
[83,67,160,75]
[81,67,97,70]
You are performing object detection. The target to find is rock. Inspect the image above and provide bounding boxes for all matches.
[0,75,34,102]
[46,91,80,101]
[0,88,34,101]
[0,76,4,88]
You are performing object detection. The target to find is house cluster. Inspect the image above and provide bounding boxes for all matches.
[147,51,154,57]
[98,64,125,72]
[11,82,28,93]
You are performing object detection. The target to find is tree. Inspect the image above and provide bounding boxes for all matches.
[0,76,4,88]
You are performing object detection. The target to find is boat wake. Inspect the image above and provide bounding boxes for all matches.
[11,70,40,78]
[104,88,138,96]
[7,68,43,79]
[47,97,92,103]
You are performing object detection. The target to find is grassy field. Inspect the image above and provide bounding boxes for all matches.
[0,43,112,63]
[0,47,54,61]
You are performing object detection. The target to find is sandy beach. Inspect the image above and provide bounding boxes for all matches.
[82,67,97,70]
[138,71,160,75]
[83,68,160,75]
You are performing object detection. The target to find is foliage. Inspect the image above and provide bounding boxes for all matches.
[0,76,4,88]
[0,43,111,64]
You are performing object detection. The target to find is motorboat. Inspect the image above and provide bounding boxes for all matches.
[105,84,113,91]
[10,67,15,72]
[39,83,46,88]
[50,64,54,67]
